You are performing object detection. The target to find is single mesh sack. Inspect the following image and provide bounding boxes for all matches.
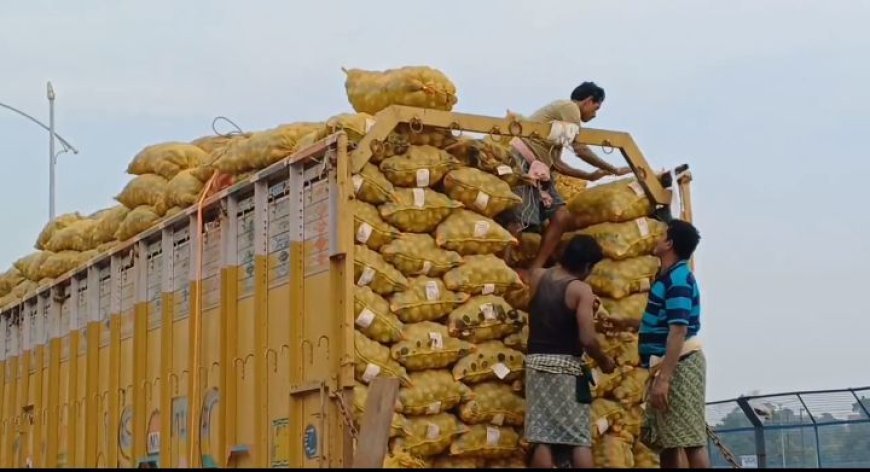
[390,321,475,371]
[0,268,24,297]
[14,252,52,282]
[190,133,252,155]
[371,124,457,163]
[379,145,458,188]
[435,210,517,256]
[325,112,375,143]
[612,368,648,405]
[502,325,528,354]
[587,256,660,299]
[600,293,649,331]
[354,245,409,295]
[115,205,162,242]
[35,212,83,250]
[447,295,525,344]
[503,285,531,312]
[593,365,632,398]
[88,206,129,245]
[354,331,411,386]
[577,217,666,260]
[352,163,396,205]
[343,66,458,114]
[354,286,404,344]
[458,382,526,426]
[39,251,85,279]
[211,122,326,174]
[165,169,205,209]
[352,383,405,438]
[116,174,169,216]
[449,425,520,460]
[554,173,588,203]
[633,440,660,468]
[389,277,468,324]
[393,413,466,458]
[164,206,185,218]
[127,142,209,180]
[444,139,522,188]
[378,188,461,233]
[593,332,641,369]
[352,200,401,251]
[44,219,97,252]
[397,369,474,416]
[383,450,427,469]
[593,432,635,468]
[505,233,541,269]
[379,233,462,277]
[566,178,653,228]
[443,255,523,296]
[442,167,521,219]
[452,340,524,384]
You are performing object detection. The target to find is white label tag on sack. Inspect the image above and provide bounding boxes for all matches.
[357,267,375,286]
[356,223,373,244]
[473,220,490,238]
[486,426,501,446]
[591,367,602,386]
[419,260,433,276]
[355,308,375,329]
[492,362,510,380]
[412,188,426,208]
[426,401,442,415]
[362,363,381,383]
[496,165,513,176]
[636,218,650,237]
[364,118,376,133]
[425,423,441,440]
[491,414,505,426]
[428,332,444,350]
[425,281,440,301]
[480,303,496,321]
[596,417,610,435]
[629,181,645,197]
[482,283,496,295]
[639,278,651,291]
[416,168,430,188]
[352,174,364,194]
[474,191,490,210]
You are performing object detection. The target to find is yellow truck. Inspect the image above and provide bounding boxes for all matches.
[0,105,693,468]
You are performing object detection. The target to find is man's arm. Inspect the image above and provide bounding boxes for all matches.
[572,282,615,372]
[571,142,629,175]
[552,157,609,181]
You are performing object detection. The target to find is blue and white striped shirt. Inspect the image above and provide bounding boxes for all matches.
[638,260,701,368]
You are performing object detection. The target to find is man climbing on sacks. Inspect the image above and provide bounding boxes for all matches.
[500,81,631,273]
[608,219,710,469]
[524,234,616,468]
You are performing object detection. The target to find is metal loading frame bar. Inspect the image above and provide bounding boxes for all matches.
[349,105,673,206]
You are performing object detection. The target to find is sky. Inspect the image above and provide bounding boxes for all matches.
[1,0,869,402]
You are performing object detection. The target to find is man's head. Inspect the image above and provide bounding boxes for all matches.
[654,219,701,261]
[560,234,604,276]
[571,82,605,122]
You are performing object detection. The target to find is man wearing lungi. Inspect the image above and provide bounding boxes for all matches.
[524,234,616,468]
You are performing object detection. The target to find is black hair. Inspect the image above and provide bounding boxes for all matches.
[560,235,604,275]
[570,82,605,103]
[667,219,701,260]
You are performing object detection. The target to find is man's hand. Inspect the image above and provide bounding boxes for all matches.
[597,356,616,375]
[649,376,671,411]
[539,189,554,208]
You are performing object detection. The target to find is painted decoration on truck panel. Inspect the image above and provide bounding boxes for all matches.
[119,405,133,461]
[271,417,290,467]
[146,410,161,455]
[303,423,318,460]
[200,388,219,467]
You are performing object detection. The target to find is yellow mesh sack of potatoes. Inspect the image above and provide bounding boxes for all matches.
[0,268,24,297]
[587,256,660,299]
[442,168,521,219]
[164,207,184,218]
[447,295,525,344]
[14,252,52,282]
[352,383,405,438]
[127,142,209,180]
[600,293,648,331]
[0,280,37,308]
[383,450,428,469]
[371,124,457,163]
[44,219,97,252]
[502,325,528,354]
[165,169,205,209]
[397,369,474,416]
[391,321,474,371]
[592,398,625,434]
[435,210,518,256]
[354,286,404,344]
[449,425,520,460]
[593,432,635,468]
[211,122,326,174]
[566,178,653,228]
[354,331,411,386]
[554,173,588,203]
[379,145,457,188]
[431,456,485,468]
[116,174,169,216]
[503,285,531,311]
[87,206,128,245]
[613,368,648,405]
[343,66,458,114]
[505,233,540,269]
[325,112,375,143]
[578,217,666,260]
[453,340,524,384]
[389,277,468,324]
[632,440,660,468]
[443,255,523,296]
[352,163,396,205]
[393,413,466,457]
[593,365,631,398]
[611,404,644,439]
[487,453,528,468]
[115,205,162,242]
[190,133,252,155]
[379,233,462,277]
[352,200,401,251]
[589,332,640,369]
[444,139,522,188]
[35,212,83,250]
[39,251,85,279]
[379,188,462,233]
[354,245,409,295]
[458,382,526,426]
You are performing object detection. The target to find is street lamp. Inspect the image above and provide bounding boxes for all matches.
[0,81,78,222]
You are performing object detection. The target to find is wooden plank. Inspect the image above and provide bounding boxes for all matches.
[352,378,399,469]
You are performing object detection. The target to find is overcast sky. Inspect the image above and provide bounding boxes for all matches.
[2,0,869,402]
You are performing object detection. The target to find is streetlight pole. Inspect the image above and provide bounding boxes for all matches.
[47,82,56,221]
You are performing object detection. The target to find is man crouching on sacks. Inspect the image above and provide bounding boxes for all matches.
[498,82,631,277]
[524,234,616,468]
[608,219,710,469]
